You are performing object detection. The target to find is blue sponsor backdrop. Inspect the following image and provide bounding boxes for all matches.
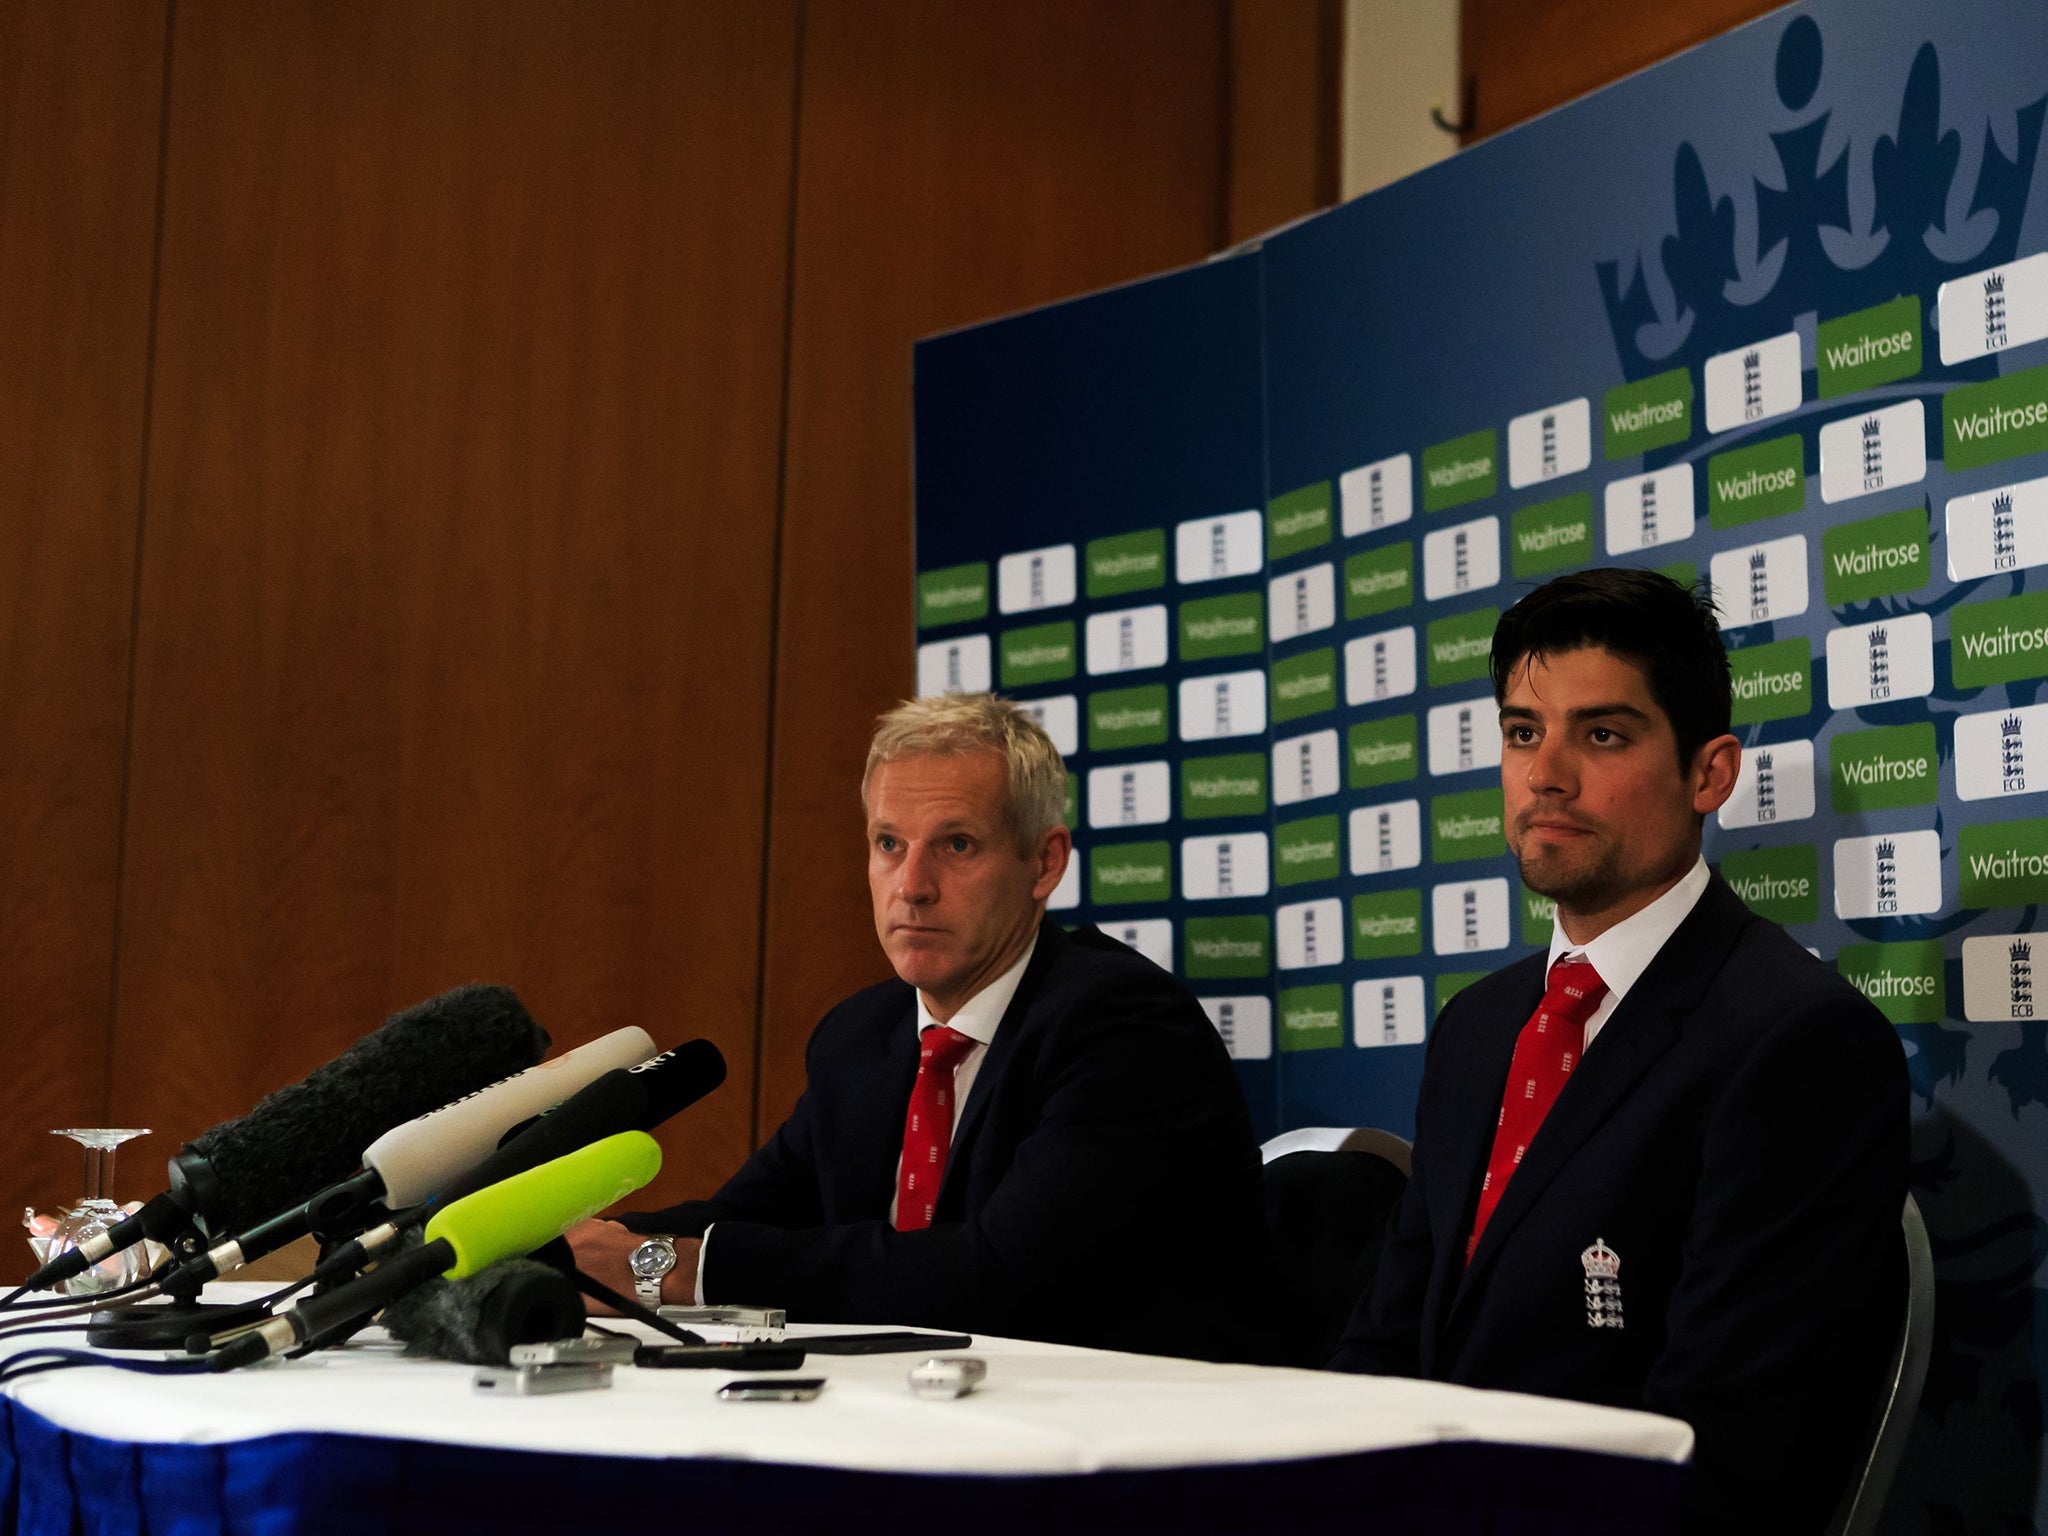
[914,1,2048,1527]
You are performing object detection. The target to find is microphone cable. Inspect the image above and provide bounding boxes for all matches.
[0,1347,211,1387]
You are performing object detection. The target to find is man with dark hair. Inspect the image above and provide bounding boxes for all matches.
[1332,568,1907,1533]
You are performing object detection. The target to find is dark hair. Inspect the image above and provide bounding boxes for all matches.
[1489,568,1732,767]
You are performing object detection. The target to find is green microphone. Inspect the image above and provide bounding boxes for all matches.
[210,1131,661,1370]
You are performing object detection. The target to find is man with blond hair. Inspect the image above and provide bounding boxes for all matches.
[571,693,1265,1359]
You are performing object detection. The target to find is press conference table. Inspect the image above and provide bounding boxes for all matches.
[0,1286,1691,1535]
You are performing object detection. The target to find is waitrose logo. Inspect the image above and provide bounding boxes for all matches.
[1188,773,1261,801]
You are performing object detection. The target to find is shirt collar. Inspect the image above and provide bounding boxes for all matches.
[914,934,1039,1047]
[1546,855,1710,1006]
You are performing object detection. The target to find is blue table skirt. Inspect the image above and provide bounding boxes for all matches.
[0,1396,1682,1536]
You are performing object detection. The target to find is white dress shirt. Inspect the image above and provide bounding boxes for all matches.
[1544,855,1710,1051]
[690,936,1039,1303]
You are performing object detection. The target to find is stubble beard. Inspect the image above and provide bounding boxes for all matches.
[1511,830,1629,918]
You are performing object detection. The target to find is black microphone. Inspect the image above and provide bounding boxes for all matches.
[380,1257,586,1366]
[428,1039,727,1210]
[30,985,547,1291]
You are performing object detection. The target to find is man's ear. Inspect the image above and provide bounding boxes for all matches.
[1690,733,1743,816]
[1030,825,1072,903]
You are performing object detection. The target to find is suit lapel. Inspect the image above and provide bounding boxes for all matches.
[940,922,1063,1202]
[848,991,923,1213]
[1452,877,1752,1312]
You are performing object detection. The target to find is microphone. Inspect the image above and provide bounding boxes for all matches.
[429,1039,726,1210]
[211,1130,662,1370]
[167,1026,657,1287]
[30,984,548,1292]
[380,1257,586,1366]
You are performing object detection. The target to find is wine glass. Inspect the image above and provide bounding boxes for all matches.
[25,1128,152,1297]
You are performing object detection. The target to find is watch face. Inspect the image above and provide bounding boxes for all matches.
[629,1240,676,1280]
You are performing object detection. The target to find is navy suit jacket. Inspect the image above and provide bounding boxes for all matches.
[627,920,1267,1360]
[1331,874,1908,1533]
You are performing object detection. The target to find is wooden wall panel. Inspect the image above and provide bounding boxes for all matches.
[111,1,799,1211]
[0,5,166,1254]
[1461,0,1783,141]
[756,1,1241,1133]
[1227,0,1344,245]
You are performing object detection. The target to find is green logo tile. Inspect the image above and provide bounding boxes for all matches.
[1179,591,1264,661]
[1352,889,1424,959]
[1061,778,1078,828]
[1425,607,1498,688]
[1349,715,1419,789]
[1431,787,1506,863]
[1822,506,1929,606]
[1274,814,1342,887]
[1728,638,1812,724]
[1344,542,1414,620]
[1278,983,1345,1052]
[1184,915,1271,978]
[1271,648,1337,724]
[1268,482,1334,560]
[1521,887,1557,946]
[918,562,988,628]
[1422,428,1498,513]
[1180,752,1266,820]
[1089,841,1171,905]
[1817,296,1922,398]
[1951,588,2048,690]
[1959,818,2048,907]
[1831,723,1938,812]
[1719,843,1819,923]
[999,620,1076,687]
[1944,362,2048,473]
[1604,367,1693,459]
[1837,940,1945,1025]
[1708,434,1805,527]
[1085,529,1167,598]
[1088,684,1169,750]
[1657,559,1698,590]
[1510,492,1595,578]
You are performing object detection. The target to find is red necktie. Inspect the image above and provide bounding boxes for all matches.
[1465,957,1607,1262]
[895,1025,978,1232]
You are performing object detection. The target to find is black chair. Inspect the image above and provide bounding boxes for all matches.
[1823,1193,1936,1536]
[1257,1128,1412,1368]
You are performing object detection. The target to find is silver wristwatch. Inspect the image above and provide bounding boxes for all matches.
[627,1236,678,1307]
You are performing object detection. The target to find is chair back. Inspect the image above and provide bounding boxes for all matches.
[1257,1128,1412,1367]
[1824,1192,1935,1536]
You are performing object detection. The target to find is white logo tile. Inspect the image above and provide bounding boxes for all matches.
[1181,831,1272,900]
[1048,854,1080,911]
[1704,330,1802,432]
[1422,515,1502,601]
[1431,878,1511,955]
[1963,931,2047,1022]
[997,544,1076,613]
[1105,918,1173,973]
[1955,701,2048,802]
[1272,728,1342,806]
[1085,604,1169,675]
[1508,397,1592,488]
[1710,532,1809,629]
[916,634,991,697]
[1086,761,1172,828]
[1832,830,1943,919]
[1268,562,1337,641]
[1340,452,1414,536]
[1718,738,1816,828]
[1175,510,1264,584]
[1277,898,1345,970]
[1347,799,1423,875]
[1939,250,2048,364]
[1178,670,1268,742]
[1353,976,1427,1048]
[1603,465,1696,554]
[1819,400,1926,504]
[1344,625,1419,706]
[1947,473,2048,581]
[1427,695,1503,777]
[1825,612,1933,710]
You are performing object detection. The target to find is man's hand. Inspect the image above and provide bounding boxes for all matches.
[564,1218,700,1312]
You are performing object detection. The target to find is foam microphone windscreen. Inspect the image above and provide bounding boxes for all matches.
[177,984,549,1236]
[381,1258,586,1366]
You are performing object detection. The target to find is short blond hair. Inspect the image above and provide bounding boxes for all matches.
[862,693,1068,848]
